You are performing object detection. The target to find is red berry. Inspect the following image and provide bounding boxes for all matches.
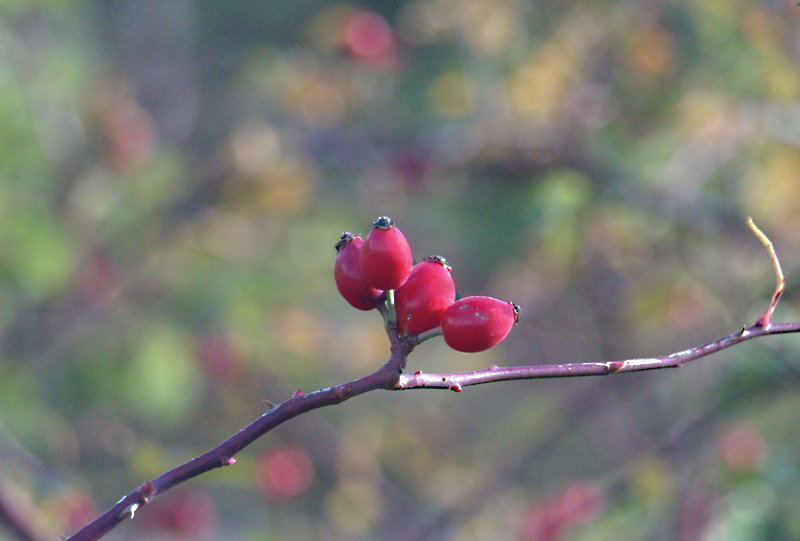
[335,233,384,310]
[395,256,455,335]
[441,296,519,353]
[359,216,413,290]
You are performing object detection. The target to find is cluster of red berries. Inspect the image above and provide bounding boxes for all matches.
[335,216,519,353]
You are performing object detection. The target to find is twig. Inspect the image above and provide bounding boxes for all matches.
[748,217,785,327]
[65,338,413,541]
[393,321,800,391]
[396,218,790,390]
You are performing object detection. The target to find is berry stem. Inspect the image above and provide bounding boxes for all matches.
[387,289,397,326]
[412,327,443,345]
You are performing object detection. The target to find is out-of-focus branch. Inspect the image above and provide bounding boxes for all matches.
[0,478,46,541]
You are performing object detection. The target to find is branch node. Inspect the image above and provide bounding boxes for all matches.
[606,362,624,373]
[333,384,354,403]
[451,383,463,392]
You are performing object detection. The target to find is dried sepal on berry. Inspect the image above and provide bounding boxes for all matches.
[334,232,384,310]
[359,216,413,290]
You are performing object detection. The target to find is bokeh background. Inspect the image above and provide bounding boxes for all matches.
[2,1,800,539]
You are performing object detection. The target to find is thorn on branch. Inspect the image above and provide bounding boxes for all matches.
[115,482,154,521]
[117,503,139,521]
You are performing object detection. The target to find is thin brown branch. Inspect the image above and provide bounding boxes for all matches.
[394,218,788,392]
[395,218,791,391]
[394,321,800,391]
[66,219,796,540]
[65,337,413,541]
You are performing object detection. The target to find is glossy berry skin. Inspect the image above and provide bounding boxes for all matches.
[335,233,384,310]
[395,256,456,335]
[359,216,413,290]
[441,296,519,353]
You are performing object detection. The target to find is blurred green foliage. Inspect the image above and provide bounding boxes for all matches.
[1,0,800,539]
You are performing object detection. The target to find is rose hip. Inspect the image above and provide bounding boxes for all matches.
[395,256,456,335]
[334,233,384,310]
[359,216,413,290]
[441,296,519,352]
